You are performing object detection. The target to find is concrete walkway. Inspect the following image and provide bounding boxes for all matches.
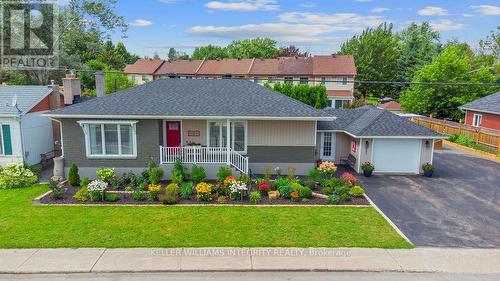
[1,248,499,274]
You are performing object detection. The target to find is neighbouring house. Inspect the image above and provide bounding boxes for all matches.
[46,79,443,179]
[377,98,402,113]
[317,107,444,174]
[124,59,165,85]
[0,85,64,166]
[459,91,500,130]
[125,55,357,108]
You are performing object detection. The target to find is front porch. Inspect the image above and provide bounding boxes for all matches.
[159,146,249,175]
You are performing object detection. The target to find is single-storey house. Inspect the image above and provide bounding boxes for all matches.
[46,79,443,178]
[459,91,500,130]
[0,85,63,166]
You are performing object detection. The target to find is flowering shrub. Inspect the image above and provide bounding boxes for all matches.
[148,184,161,193]
[258,182,270,193]
[96,168,115,183]
[229,180,247,201]
[317,161,337,177]
[195,182,213,201]
[290,191,301,202]
[87,180,108,201]
[0,163,38,189]
[223,176,236,187]
[340,172,357,186]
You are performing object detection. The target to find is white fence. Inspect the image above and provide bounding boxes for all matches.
[160,146,249,174]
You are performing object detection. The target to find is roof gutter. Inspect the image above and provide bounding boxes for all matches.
[458,107,500,116]
[43,113,336,122]
[316,129,446,139]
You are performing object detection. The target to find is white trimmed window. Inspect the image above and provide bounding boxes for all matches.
[79,121,138,158]
[336,76,348,85]
[472,114,482,127]
[207,121,247,154]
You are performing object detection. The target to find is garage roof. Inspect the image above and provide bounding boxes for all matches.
[318,106,443,138]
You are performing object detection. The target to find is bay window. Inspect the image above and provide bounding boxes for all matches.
[79,121,137,158]
[207,121,247,154]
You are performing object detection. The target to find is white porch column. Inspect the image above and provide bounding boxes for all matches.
[226,119,231,165]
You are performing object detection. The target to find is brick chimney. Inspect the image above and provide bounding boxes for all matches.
[62,71,81,105]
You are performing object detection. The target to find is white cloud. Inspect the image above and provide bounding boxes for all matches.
[470,5,500,16]
[189,23,337,38]
[417,6,448,16]
[371,7,390,13]
[130,19,153,27]
[278,12,386,31]
[205,0,279,11]
[429,20,463,31]
[300,2,316,8]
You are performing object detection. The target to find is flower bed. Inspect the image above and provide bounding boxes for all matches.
[39,162,369,206]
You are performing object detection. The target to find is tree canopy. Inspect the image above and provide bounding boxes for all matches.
[264,82,328,109]
[399,45,498,120]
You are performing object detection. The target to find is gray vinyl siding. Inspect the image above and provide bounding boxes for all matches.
[247,146,315,163]
[60,118,160,168]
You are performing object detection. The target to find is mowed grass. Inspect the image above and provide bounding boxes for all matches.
[0,185,412,249]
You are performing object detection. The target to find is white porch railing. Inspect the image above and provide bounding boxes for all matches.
[160,146,249,175]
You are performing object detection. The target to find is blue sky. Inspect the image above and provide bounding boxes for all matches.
[101,0,500,57]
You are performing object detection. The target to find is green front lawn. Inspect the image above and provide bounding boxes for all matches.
[0,185,412,249]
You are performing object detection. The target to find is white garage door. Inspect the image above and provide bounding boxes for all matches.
[372,139,421,174]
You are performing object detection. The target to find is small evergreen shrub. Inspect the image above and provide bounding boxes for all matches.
[132,190,146,201]
[340,192,350,202]
[191,165,206,183]
[327,194,340,205]
[73,187,90,202]
[68,163,80,186]
[350,185,365,197]
[308,168,320,182]
[49,180,63,200]
[105,193,120,202]
[180,182,193,200]
[249,191,261,204]
[299,186,312,198]
[170,170,183,184]
[216,167,232,183]
[149,167,164,184]
[80,178,90,188]
[277,184,293,199]
[163,183,180,204]
[274,177,289,190]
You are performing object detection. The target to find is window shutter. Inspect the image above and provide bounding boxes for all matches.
[2,125,12,155]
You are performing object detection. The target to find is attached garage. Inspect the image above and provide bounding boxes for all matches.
[372,139,421,174]
[317,107,445,175]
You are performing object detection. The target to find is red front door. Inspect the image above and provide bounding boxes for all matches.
[166,121,181,147]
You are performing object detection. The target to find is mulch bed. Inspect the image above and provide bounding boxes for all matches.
[38,185,370,206]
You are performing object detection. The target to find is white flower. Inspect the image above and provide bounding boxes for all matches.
[87,180,108,192]
[230,181,247,193]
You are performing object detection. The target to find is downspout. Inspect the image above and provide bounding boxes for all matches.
[49,118,64,157]
[18,114,26,164]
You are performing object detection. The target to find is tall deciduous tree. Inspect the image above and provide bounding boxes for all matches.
[399,45,498,120]
[339,23,400,99]
[226,38,277,59]
[191,45,228,60]
[274,45,309,57]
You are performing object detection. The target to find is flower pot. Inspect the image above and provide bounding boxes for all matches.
[423,170,433,177]
[363,170,373,177]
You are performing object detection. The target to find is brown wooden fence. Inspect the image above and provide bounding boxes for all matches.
[411,117,500,153]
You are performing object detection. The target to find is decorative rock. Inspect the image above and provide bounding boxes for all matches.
[268,190,279,200]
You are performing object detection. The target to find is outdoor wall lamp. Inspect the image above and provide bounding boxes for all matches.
[365,140,370,153]
[425,140,430,148]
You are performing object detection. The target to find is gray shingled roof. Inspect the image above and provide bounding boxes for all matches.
[48,79,333,119]
[459,92,500,114]
[0,86,52,116]
[318,107,443,137]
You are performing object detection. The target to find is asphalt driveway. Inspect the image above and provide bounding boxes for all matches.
[360,146,500,248]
